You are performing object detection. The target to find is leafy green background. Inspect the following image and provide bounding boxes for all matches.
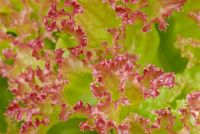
[0,0,200,133]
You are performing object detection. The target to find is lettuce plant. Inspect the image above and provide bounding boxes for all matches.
[0,0,199,134]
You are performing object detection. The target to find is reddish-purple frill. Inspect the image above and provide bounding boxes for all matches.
[6,62,68,133]
[73,54,176,133]
[103,0,186,32]
[44,0,88,57]
[91,54,137,100]
[138,65,175,98]
[187,91,200,112]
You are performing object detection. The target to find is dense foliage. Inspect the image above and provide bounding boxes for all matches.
[0,0,199,134]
